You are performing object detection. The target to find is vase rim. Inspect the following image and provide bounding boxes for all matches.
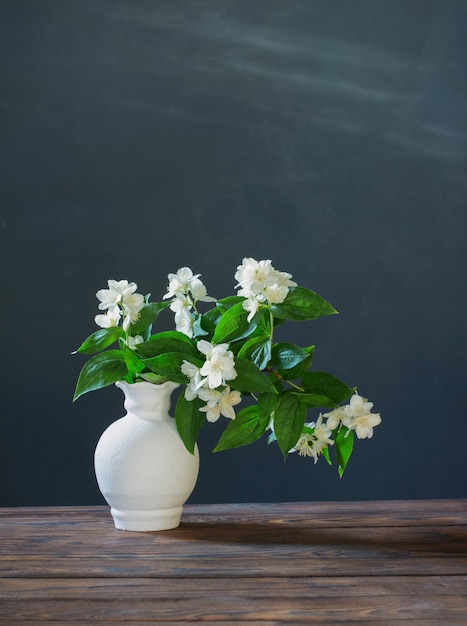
[115,380,180,392]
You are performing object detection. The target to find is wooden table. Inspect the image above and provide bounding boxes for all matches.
[0,500,466,624]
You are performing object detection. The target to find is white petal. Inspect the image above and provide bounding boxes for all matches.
[197,340,214,357]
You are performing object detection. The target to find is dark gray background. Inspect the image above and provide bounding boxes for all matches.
[1,0,466,506]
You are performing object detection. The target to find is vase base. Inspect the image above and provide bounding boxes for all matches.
[110,506,183,531]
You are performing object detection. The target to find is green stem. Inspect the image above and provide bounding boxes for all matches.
[272,370,304,392]
[285,379,305,392]
[269,309,274,351]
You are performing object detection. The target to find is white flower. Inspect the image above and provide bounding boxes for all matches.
[170,293,193,314]
[198,386,242,422]
[197,341,237,389]
[174,306,195,338]
[290,416,333,463]
[169,295,196,337]
[181,360,199,379]
[181,361,204,400]
[164,267,198,300]
[121,292,145,331]
[349,412,382,439]
[263,283,289,304]
[164,267,215,303]
[292,434,326,463]
[323,407,347,430]
[343,393,374,419]
[313,414,334,445]
[95,306,121,328]
[241,293,262,322]
[126,335,144,350]
[273,269,296,289]
[234,258,275,294]
[189,279,216,303]
[96,280,139,311]
[123,292,145,312]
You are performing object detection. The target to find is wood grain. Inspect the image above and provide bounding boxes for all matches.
[0,500,466,623]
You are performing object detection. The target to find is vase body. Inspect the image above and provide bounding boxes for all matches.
[94,380,199,531]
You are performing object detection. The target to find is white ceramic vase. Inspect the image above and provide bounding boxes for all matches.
[94,380,200,532]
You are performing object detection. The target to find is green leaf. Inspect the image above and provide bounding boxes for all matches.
[212,302,264,343]
[322,446,332,466]
[74,327,124,354]
[295,392,335,408]
[213,405,269,452]
[216,296,244,311]
[273,392,307,460]
[136,331,197,358]
[284,345,314,380]
[192,316,209,338]
[335,426,354,477]
[123,345,146,378]
[144,352,203,384]
[229,358,277,394]
[175,394,204,454]
[138,372,167,384]
[301,372,355,405]
[258,392,280,422]
[237,336,271,370]
[271,342,310,372]
[198,308,222,337]
[256,310,272,335]
[129,302,169,336]
[73,350,128,400]
[271,286,338,321]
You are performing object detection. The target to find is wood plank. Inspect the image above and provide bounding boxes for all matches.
[2,558,466,578]
[2,522,466,551]
[181,499,467,527]
[1,500,466,527]
[1,518,466,578]
[0,591,466,622]
[1,575,466,598]
[0,621,465,626]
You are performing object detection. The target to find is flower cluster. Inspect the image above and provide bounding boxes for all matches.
[74,258,381,476]
[95,280,145,332]
[291,415,333,462]
[324,394,382,440]
[181,341,242,422]
[234,258,297,321]
[290,393,381,463]
[163,267,215,337]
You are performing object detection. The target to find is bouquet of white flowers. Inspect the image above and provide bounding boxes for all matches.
[73,258,381,475]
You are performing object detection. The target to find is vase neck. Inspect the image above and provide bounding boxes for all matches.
[116,380,179,422]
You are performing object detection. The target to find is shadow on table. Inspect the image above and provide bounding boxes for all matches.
[174,520,466,555]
